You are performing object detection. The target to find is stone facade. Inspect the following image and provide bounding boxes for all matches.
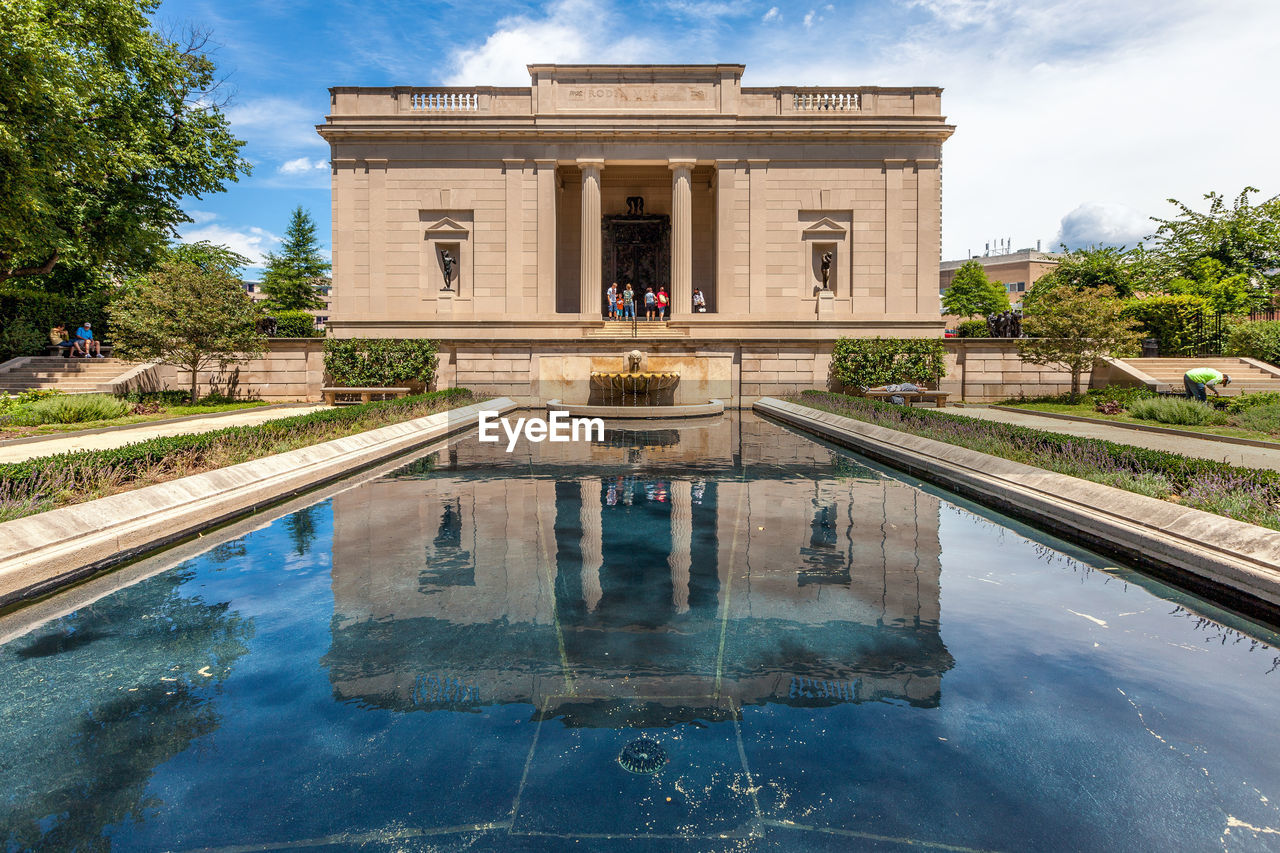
[318,64,954,342]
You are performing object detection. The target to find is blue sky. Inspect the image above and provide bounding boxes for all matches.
[157,0,1280,270]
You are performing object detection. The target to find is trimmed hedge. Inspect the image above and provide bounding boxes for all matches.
[0,389,474,521]
[272,310,321,338]
[956,319,989,338]
[1120,294,1216,358]
[789,390,1280,529]
[830,337,947,389]
[0,287,110,360]
[1225,321,1280,366]
[324,338,439,388]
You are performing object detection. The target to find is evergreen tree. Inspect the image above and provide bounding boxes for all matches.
[260,207,330,310]
[942,260,1011,318]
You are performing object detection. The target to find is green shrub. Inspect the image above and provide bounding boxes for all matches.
[1225,390,1280,414]
[0,389,475,520]
[271,310,321,338]
[956,319,989,338]
[1233,404,1280,435]
[1088,385,1157,407]
[792,390,1280,529]
[12,393,131,425]
[122,389,191,407]
[0,287,110,344]
[0,320,49,361]
[1121,294,1214,357]
[1126,396,1226,426]
[1225,321,1280,366]
[830,337,947,389]
[324,338,439,388]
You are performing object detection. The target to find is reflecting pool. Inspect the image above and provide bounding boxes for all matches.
[2,412,1279,851]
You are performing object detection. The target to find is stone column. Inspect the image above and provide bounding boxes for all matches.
[578,159,604,319]
[503,158,526,316]
[535,159,558,316]
[915,158,941,318]
[579,477,603,612]
[883,158,907,316]
[669,159,695,317]
[668,479,692,614]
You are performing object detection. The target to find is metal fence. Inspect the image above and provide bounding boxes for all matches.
[1181,308,1277,357]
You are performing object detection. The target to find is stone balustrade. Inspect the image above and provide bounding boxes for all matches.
[792,91,861,111]
[409,90,480,111]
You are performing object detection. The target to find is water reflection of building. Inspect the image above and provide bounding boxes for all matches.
[324,415,952,722]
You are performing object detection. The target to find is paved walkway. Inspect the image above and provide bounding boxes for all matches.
[0,404,329,464]
[948,406,1280,472]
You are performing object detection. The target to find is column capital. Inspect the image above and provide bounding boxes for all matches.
[576,158,605,174]
[502,157,527,171]
[913,158,940,168]
[668,158,697,172]
[746,158,769,172]
[532,157,558,167]
[364,158,388,170]
[714,158,740,168]
[883,158,908,167]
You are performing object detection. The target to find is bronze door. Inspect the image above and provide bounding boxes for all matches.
[603,216,669,316]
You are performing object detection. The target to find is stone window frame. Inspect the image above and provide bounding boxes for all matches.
[799,215,850,298]
[422,212,473,302]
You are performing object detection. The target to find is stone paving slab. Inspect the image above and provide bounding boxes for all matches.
[755,398,1280,621]
[0,398,515,607]
[951,405,1280,472]
[0,404,330,464]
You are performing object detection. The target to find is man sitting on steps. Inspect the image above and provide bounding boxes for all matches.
[74,322,104,358]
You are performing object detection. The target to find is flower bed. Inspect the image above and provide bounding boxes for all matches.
[0,388,476,522]
[787,390,1280,530]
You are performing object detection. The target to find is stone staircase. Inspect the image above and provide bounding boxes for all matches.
[0,357,137,394]
[1120,357,1280,396]
[585,321,688,339]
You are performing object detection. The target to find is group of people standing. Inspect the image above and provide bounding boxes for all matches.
[606,282,667,320]
[604,283,708,320]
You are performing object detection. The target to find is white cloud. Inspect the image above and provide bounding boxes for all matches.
[186,209,218,225]
[179,223,281,267]
[749,0,1280,258]
[663,1,749,19]
[445,0,656,86]
[279,157,329,175]
[803,9,816,27]
[762,6,781,22]
[225,97,328,154]
[1055,202,1151,250]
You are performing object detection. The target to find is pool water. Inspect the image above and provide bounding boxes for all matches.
[2,412,1279,851]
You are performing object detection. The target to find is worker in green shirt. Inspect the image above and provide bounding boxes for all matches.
[1184,366,1231,402]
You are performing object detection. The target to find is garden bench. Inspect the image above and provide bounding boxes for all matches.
[321,386,412,406]
[862,388,950,407]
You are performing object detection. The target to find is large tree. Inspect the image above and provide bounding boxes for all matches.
[1147,187,1280,283]
[1019,285,1142,399]
[1022,245,1150,313]
[109,242,266,403]
[0,0,249,284]
[942,260,1011,318]
[260,207,330,311]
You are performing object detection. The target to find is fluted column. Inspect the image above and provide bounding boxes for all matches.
[579,477,603,612]
[669,159,695,317]
[578,159,604,318]
[668,479,692,614]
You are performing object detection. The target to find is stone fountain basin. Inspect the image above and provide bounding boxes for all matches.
[589,371,680,392]
[546,399,725,419]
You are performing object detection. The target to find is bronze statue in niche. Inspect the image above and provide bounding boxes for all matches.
[440,249,455,291]
[820,251,833,290]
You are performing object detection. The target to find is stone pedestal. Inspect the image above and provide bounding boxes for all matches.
[816,289,835,319]
[437,288,455,316]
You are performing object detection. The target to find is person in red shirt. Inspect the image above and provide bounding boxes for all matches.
[656,287,669,320]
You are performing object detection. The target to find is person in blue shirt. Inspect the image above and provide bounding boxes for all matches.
[74,322,103,358]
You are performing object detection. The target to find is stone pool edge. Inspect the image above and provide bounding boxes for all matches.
[755,397,1280,619]
[0,397,517,608]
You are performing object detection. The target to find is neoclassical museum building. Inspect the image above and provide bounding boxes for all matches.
[317,64,955,403]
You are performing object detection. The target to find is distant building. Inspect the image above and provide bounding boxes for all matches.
[242,279,333,331]
[939,249,1062,313]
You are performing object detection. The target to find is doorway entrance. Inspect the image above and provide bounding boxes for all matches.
[603,215,669,317]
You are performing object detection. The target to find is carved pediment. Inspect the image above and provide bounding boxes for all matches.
[424,216,470,237]
[802,217,847,238]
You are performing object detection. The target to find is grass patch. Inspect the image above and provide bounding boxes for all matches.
[786,390,1280,530]
[0,398,272,439]
[0,388,478,522]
